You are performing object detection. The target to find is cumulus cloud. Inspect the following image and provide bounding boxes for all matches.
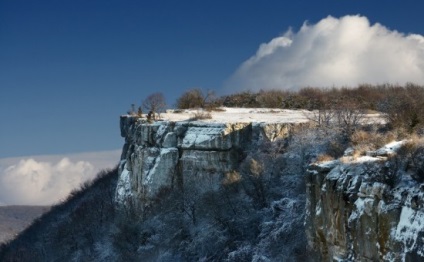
[226,15,424,91]
[0,150,120,206]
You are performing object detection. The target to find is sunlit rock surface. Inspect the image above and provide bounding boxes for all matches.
[116,109,309,206]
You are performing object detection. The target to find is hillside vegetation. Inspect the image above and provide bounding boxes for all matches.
[177,84,424,134]
[0,166,118,261]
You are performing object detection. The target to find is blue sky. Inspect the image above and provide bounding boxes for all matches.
[2,0,424,205]
[2,0,424,159]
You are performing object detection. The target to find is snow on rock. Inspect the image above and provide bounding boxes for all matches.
[366,140,406,157]
[306,140,424,261]
[116,110,311,209]
[143,148,179,197]
[115,162,132,205]
[309,160,340,173]
[394,206,424,256]
[162,132,177,148]
[181,126,234,150]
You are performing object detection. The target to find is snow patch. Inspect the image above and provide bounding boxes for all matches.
[115,164,132,204]
[374,141,405,156]
[311,160,339,173]
[353,155,381,163]
[394,206,424,254]
[165,108,312,123]
[182,127,224,148]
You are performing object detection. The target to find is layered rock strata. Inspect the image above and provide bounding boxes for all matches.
[116,116,304,207]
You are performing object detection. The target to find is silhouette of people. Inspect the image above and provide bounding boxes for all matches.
[147,110,155,121]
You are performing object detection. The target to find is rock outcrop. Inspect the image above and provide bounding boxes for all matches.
[116,113,424,261]
[306,142,424,261]
[116,116,304,208]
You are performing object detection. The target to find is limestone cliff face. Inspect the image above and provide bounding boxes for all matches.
[306,144,424,261]
[116,116,301,207]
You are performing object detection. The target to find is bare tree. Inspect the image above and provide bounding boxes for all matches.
[256,89,285,108]
[378,84,424,133]
[176,88,215,109]
[305,108,336,129]
[142,92,167,118]
[335,103,365,136]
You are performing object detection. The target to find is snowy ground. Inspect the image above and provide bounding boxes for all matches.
[158,107,385,124]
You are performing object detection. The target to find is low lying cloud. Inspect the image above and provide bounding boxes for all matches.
[226,15,424,91]
[0,150,120,206]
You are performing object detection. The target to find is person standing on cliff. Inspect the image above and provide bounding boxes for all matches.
[147,110,155,122]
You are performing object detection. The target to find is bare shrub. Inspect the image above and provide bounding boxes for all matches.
[222,171,241,186]
[142,92,167,117]
[327,139,347,158]
[281,93,307,109]
[190,110,212,120]
[334,102,365,136]
[298,87,327,109]
[316,154,334,162]
[256,89,285,108]
[176,88,215,109]
[305,108,336,128]
[206,107,226,112]
[350,130,371,145]
[350,130,397,156]
[220,91,259,108]
[378,83,424,133]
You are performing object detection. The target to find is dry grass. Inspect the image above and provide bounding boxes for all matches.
[191,110,212,120]
[327,140,347,158]
[350,130,397,157]
[206,107,226,112]
[316,154,334,162]
[222,171,241,185]
[350,130,372,145]
[397,134,424,155]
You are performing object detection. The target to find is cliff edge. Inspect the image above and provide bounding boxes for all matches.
[115,108,310,208]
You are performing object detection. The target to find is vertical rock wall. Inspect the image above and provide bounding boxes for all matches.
[116,116,302,209]
[306,154,424,261]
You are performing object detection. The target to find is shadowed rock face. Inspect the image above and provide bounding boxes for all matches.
[116,116,304,208]
[306,151,424,261]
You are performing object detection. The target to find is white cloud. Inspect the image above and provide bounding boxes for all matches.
[226,15,424,91]
[0,150,120,206]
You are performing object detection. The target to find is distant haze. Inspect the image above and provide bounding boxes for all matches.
[226,15,424,91]
[0,150,120,206]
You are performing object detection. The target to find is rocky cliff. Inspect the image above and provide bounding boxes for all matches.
[306,142,424,261]
[116,114,305,208]
[115,110,424,261]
